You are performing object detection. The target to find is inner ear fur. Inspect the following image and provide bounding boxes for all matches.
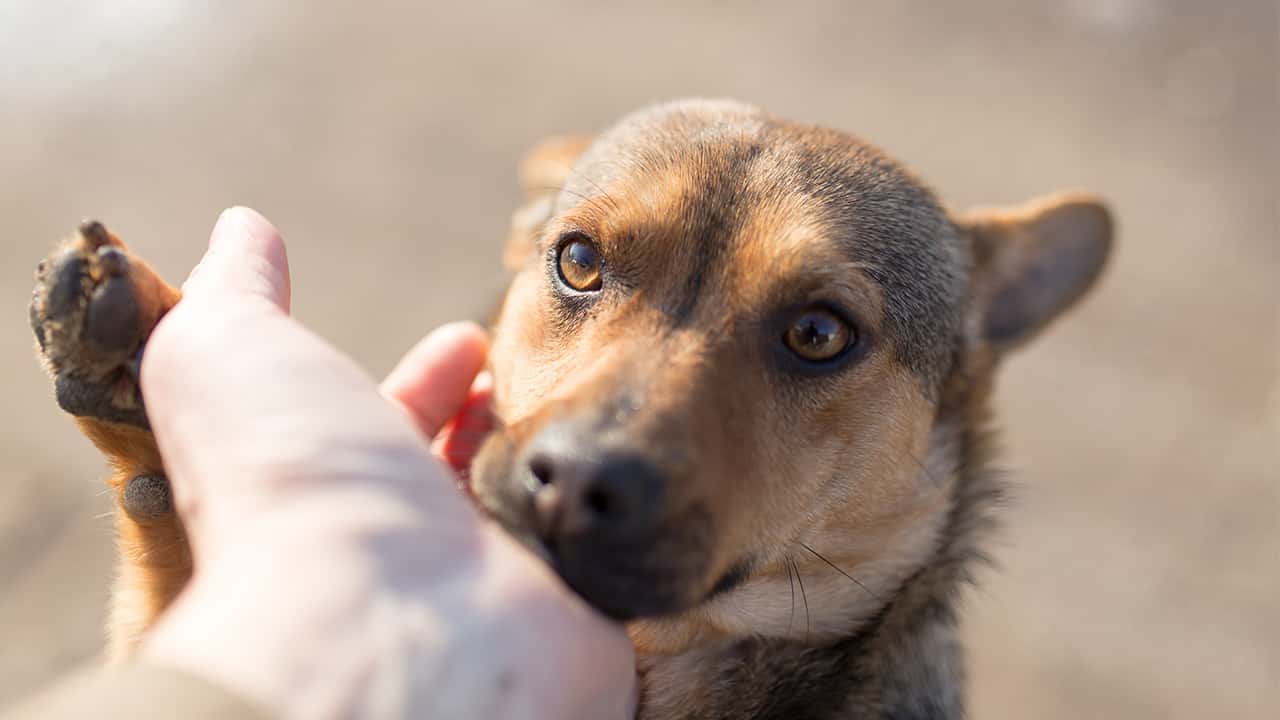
[504,135,594,271]
[959,192,1114,352]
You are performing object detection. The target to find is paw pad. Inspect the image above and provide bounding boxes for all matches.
[122,473,172,520]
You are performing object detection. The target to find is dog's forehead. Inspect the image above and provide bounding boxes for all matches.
[560,101,969,392]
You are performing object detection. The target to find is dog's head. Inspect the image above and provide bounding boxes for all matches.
[473,100,1111,650]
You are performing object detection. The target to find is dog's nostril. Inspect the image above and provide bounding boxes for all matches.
[583,486,613,517]
[522,437,665,540]
[529,456,554,487]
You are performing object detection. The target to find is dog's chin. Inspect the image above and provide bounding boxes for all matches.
[543,535,716,621]
[486,514,710,621]
[474,498,711,621]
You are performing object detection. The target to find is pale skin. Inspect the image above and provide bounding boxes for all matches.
[136,208,636,718]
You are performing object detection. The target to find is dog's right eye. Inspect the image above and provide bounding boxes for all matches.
[783,308,853,363]
[556,235,603,292]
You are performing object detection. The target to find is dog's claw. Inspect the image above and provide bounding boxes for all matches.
[79,219,110,248]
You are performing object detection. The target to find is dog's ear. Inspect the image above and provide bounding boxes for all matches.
[959,192,1114,352]
[505,135,594,271]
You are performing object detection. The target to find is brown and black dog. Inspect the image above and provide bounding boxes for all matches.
[30,100,1112,718]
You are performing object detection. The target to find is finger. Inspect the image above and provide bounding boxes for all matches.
[182,206,291,312]
[433,371,494,476]
[381,322,488,439]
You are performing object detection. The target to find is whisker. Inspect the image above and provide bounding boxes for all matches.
[132,537,188,565]
[790,555,811,638]
[904,445,947,489]
[525,184,616,214]
[786,556,796,635]
[562,166,621,212]
[800,542,881,603]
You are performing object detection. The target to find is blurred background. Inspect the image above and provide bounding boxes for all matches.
[1,1,1275,717]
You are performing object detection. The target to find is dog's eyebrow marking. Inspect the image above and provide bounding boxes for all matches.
[563,130,769,326]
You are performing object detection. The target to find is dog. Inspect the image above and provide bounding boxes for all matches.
[30,99,1112,718]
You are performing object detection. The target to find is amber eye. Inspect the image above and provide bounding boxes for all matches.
[556,236,603,292]
[784,309,853,362]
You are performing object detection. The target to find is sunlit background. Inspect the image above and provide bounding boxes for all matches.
[1,1,1275,717]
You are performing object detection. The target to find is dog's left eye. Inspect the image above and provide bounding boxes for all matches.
[556,235,603,292]
[784,309,853,362]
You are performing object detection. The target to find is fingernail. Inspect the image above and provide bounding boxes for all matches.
[211,206,276,249]
[201,206,291,311]
[210,207,239,249]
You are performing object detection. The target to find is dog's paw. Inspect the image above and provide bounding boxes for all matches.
[30,221,167,429]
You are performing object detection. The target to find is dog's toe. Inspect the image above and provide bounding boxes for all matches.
[86,273,140,354]
[45,248,89,321]
[97,245,130,276]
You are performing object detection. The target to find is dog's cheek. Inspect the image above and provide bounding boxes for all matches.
[488,272,553,412]
[467,432,535,534]
[469,433,509,499]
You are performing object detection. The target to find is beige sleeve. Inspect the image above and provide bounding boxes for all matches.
[2,663,272,720]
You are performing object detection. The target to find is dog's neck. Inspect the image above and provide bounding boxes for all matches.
[632,378,1000,719]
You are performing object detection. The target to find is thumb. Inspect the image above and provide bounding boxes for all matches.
[182,206,291,312]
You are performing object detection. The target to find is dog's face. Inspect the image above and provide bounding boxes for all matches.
[473,100,1111,650]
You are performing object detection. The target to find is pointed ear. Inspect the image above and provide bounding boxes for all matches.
[959,192,1114,352]
[504,135,594,271]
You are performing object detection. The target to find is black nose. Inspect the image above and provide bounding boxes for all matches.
[525,441,665,544]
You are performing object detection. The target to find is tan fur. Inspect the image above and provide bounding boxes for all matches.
[79,421,191,661]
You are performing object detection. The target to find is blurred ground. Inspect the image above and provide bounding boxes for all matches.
[0,0,1275,717]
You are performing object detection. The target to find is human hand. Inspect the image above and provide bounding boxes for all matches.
[138,207,636,719]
